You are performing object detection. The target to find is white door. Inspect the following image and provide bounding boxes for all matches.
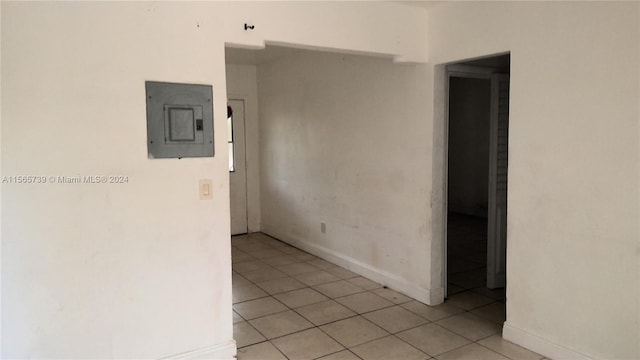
[487,74,509,289]
[228,99,248,235]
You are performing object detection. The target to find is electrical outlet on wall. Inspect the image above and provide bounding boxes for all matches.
[321,221,326,234]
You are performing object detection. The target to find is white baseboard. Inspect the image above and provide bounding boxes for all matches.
[261,228,440,306]
[503,323,592,360]
[163,340,237,360]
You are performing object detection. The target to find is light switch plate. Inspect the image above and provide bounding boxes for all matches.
[199,179,213,200]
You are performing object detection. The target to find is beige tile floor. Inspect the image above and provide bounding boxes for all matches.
[233,233,544,360]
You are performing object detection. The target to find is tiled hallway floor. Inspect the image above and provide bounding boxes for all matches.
[232,233,544,360]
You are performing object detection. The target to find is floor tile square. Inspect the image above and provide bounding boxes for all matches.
[436,343,509,360]
[278,247,309,257]
[294,269,340,286]
[233,297,288,320]
[363,305,428,333]
[317,350,361,360]
[446,291,494,310]
[246,248,287,260]
[262,254,301,267]
[292,252,319,261]
[234,242,273,253]
[233,310,245,324]
[470,302,506,324]
[273,242,296,250]
[477,335,544,360]
[335,291,394,313]
[249,310,314,339]
[233,260,273,275]
[274,288,329,308]
[234,321,266,348]
[372,288,413,304]
[296,300,356,326]
[401,300,464,321]
[471,286,506,301]
[320,316,388,347]
[232,251,256,263]
[277,262,320,275]
[262,238,288,248]
[255,238,286,249]
[314,280,365,298]
[436,313,502,341]
[351,335,429,360]
[236,341,287,360]
[325,266,359,279]
[396,323,470,356]
[272,328,344,360]
[242,267,288,283]
[233,273,252,288]
[347,276,382,290]
[255,276,306,295]
[308,258,336,269]
[233,284,268,304]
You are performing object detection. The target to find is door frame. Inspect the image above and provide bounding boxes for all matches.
[431,58,508,304]
[443,65,493,299]
[228,97,249,235]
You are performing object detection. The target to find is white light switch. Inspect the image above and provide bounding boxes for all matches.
[199,179,213,200]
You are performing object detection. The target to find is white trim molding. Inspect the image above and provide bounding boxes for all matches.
[163,340,237,360]
[503,323,593,360]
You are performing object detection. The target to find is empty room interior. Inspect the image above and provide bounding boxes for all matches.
[2,1,639,360]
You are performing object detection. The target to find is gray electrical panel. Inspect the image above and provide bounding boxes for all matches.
[146,81,214,158]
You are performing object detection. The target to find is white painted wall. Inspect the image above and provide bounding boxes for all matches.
[219,1,428,63]
[428,2,640,359]
[226,64,261,232]
[258,50,434,303]
[1,3,234,358]
[0,1,427,358]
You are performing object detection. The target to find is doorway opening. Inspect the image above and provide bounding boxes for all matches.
[444,54,510,302]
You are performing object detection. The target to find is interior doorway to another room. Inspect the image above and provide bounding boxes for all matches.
[445,54,510,301]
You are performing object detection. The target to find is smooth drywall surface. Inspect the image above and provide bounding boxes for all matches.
[428,2,639,359]
[258,50,434,302]
[226,64,261,232]
[448,77,490,217]
[1,2,234,358]
[1,1,429,358]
